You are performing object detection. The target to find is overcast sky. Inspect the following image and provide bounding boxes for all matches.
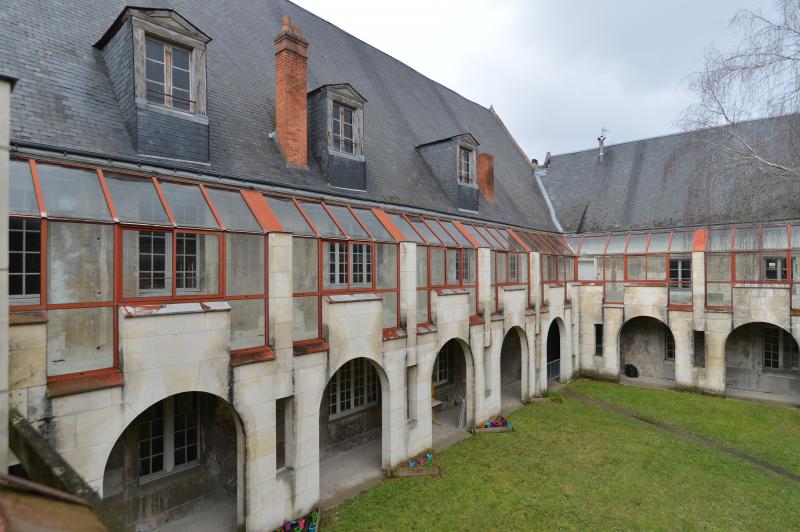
[293,0,776,159]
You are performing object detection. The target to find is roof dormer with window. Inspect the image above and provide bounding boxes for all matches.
[417,133,480,211]
[96,8,211,162]
[308,84,367,190]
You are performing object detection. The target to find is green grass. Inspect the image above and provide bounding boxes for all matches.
[569,379,800,474]
[326,383,800,530]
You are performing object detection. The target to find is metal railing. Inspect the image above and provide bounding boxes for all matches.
[546,359,560,382]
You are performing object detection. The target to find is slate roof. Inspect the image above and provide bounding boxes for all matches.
[0,0,558,232]
[540,114,800,234]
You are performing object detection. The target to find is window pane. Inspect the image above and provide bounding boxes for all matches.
[735,253,759,280]
[708,228,732,251]
[463,249,476,284]
[446,249,458,284]
[381,292,398,328]
[578,258,599,281]
[426,220,457,246]
[350,243,372,288]
[580,235,608,255]
[207,189,261,232]
[146,37,164,61]
[408,217,439,244]
[443,221,472,248]
[417,245,428,287]
[431,248,445,285]
[146,59,164,84]
[792,226,800,249]
[176,233,219,295]
[293,295,318,340]
[646,255,666,280]
[669,231,693,253]
[327,205,369,239]
[352,208,392,241]
[37,164,111,220]
[606,234,627,254]
[496,252,507,283]
[230,299,265,350]
[172,46,191,71]
[10,160,39,214]
[9,218,42,304]
[292,238,318,292]
[323,241,347,289]
[172,67,190,91]
[706,254,731,282]
[626,256,646,280]
[123,230,172,298]
[647,233,670,253]
[376,243,397,289]
[48,222,114,303]
[763,227,789,249]
[105,173,170,225]
[299,202,342,238]
[159,182,218,228]
[734,227,758,251]
[47,307,114,376]
[265,196,314,236]
[416,289,429,324]
[604,256,623,281]
[388,213,423,243]
[226,234,264,295]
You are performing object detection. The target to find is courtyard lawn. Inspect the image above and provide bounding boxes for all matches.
[568,379,800,475]
[326,383,800,530]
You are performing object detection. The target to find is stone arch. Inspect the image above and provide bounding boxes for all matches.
[618,316,676,382]
[426,337,477,436]
[544,317,566,387]
[500,325,529,409]
[102,391,246,530]
[724,321,799,397]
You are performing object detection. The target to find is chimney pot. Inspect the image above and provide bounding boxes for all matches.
[274,16,309,168]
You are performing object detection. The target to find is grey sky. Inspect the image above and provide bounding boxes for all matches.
[293,0,776,159]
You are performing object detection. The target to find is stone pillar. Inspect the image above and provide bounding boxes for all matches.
[530,252,541,310]
[477,247,491,317]
[691,250,706,331]
[704,314,731,395]
[399,242,417,355]
[602,306,623,378]
[0,74,16,473]
[670,311,694,388]
[269,232,294,371]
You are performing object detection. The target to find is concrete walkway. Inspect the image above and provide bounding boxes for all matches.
[500,380,523,415]
[319,437,383,510]
[155,497,237,532]
[432,404,470,453]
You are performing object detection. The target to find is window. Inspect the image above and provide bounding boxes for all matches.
[669,257,692,305]
[176,233,198,290]
[328,359,379,419]
[332,102,355,154]
[594,324,603,356]
[763,326,799,370]
[433,349,452,386]
[350,243,372,287]
[139,393,199,480]
[9,218,41,304]
[665,334,675,360]
[138,231,168,291]
[326,242,347,288]
[458,146,474,185]
[763,256,788,280]
[145,36,192,111]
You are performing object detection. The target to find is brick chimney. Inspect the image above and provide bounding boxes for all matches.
[477,153,495,201]
[274,16,308,168]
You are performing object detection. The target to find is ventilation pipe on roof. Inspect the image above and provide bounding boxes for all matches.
[543,152,551,168]
[597,134,606,160]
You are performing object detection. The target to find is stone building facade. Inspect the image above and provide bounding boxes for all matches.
[1,1,798,530]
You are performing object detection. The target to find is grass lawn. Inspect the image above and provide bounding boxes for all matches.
[326,381,800,530]
[569,379,800,475]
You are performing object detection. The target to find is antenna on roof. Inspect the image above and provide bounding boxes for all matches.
[598,127,609,160]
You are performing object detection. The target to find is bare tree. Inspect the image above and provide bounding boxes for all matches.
[682,0,800,178]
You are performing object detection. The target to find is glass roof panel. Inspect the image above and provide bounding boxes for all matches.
[206,188,261,232]
[463,224,492,247]
[647,232,670,253]
[408,216,440,244]
[485,227,511,250]
[606,234,628,254]
[762,226,789,249]
[580,235,608,255]
[105,173,170,225]
[352,208,393,241]
[669,231,693,252]
[298,202,343,238]
[567,236,582,254]
[159,182,219,228]
[708,228,732,251]
[475,225,502,249]
[37,163,111,221]
[388,213,423,243]
[441,220,472,247]
[264,196,314,236]
[626,233,649,253]
[500,229,524,251]
[426,219,457,246]
[327,204,369,239]
[10,159,38,215]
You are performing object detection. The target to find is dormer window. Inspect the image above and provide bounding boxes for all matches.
[145,37,192,112]
[459,146,474,185]
[332,102,356,154]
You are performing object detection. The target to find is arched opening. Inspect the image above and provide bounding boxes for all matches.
[318,357,385,508]
[726,322,799,399]
[431,339,471,450]
[619,316,676,384]
[500,328,524,413]
[102,392,242,531]
[546,320,562,385]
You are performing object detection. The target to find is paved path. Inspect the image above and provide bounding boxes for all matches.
[561,388,800,484]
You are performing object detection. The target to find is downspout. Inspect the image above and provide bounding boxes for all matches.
[488,106,564,233]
